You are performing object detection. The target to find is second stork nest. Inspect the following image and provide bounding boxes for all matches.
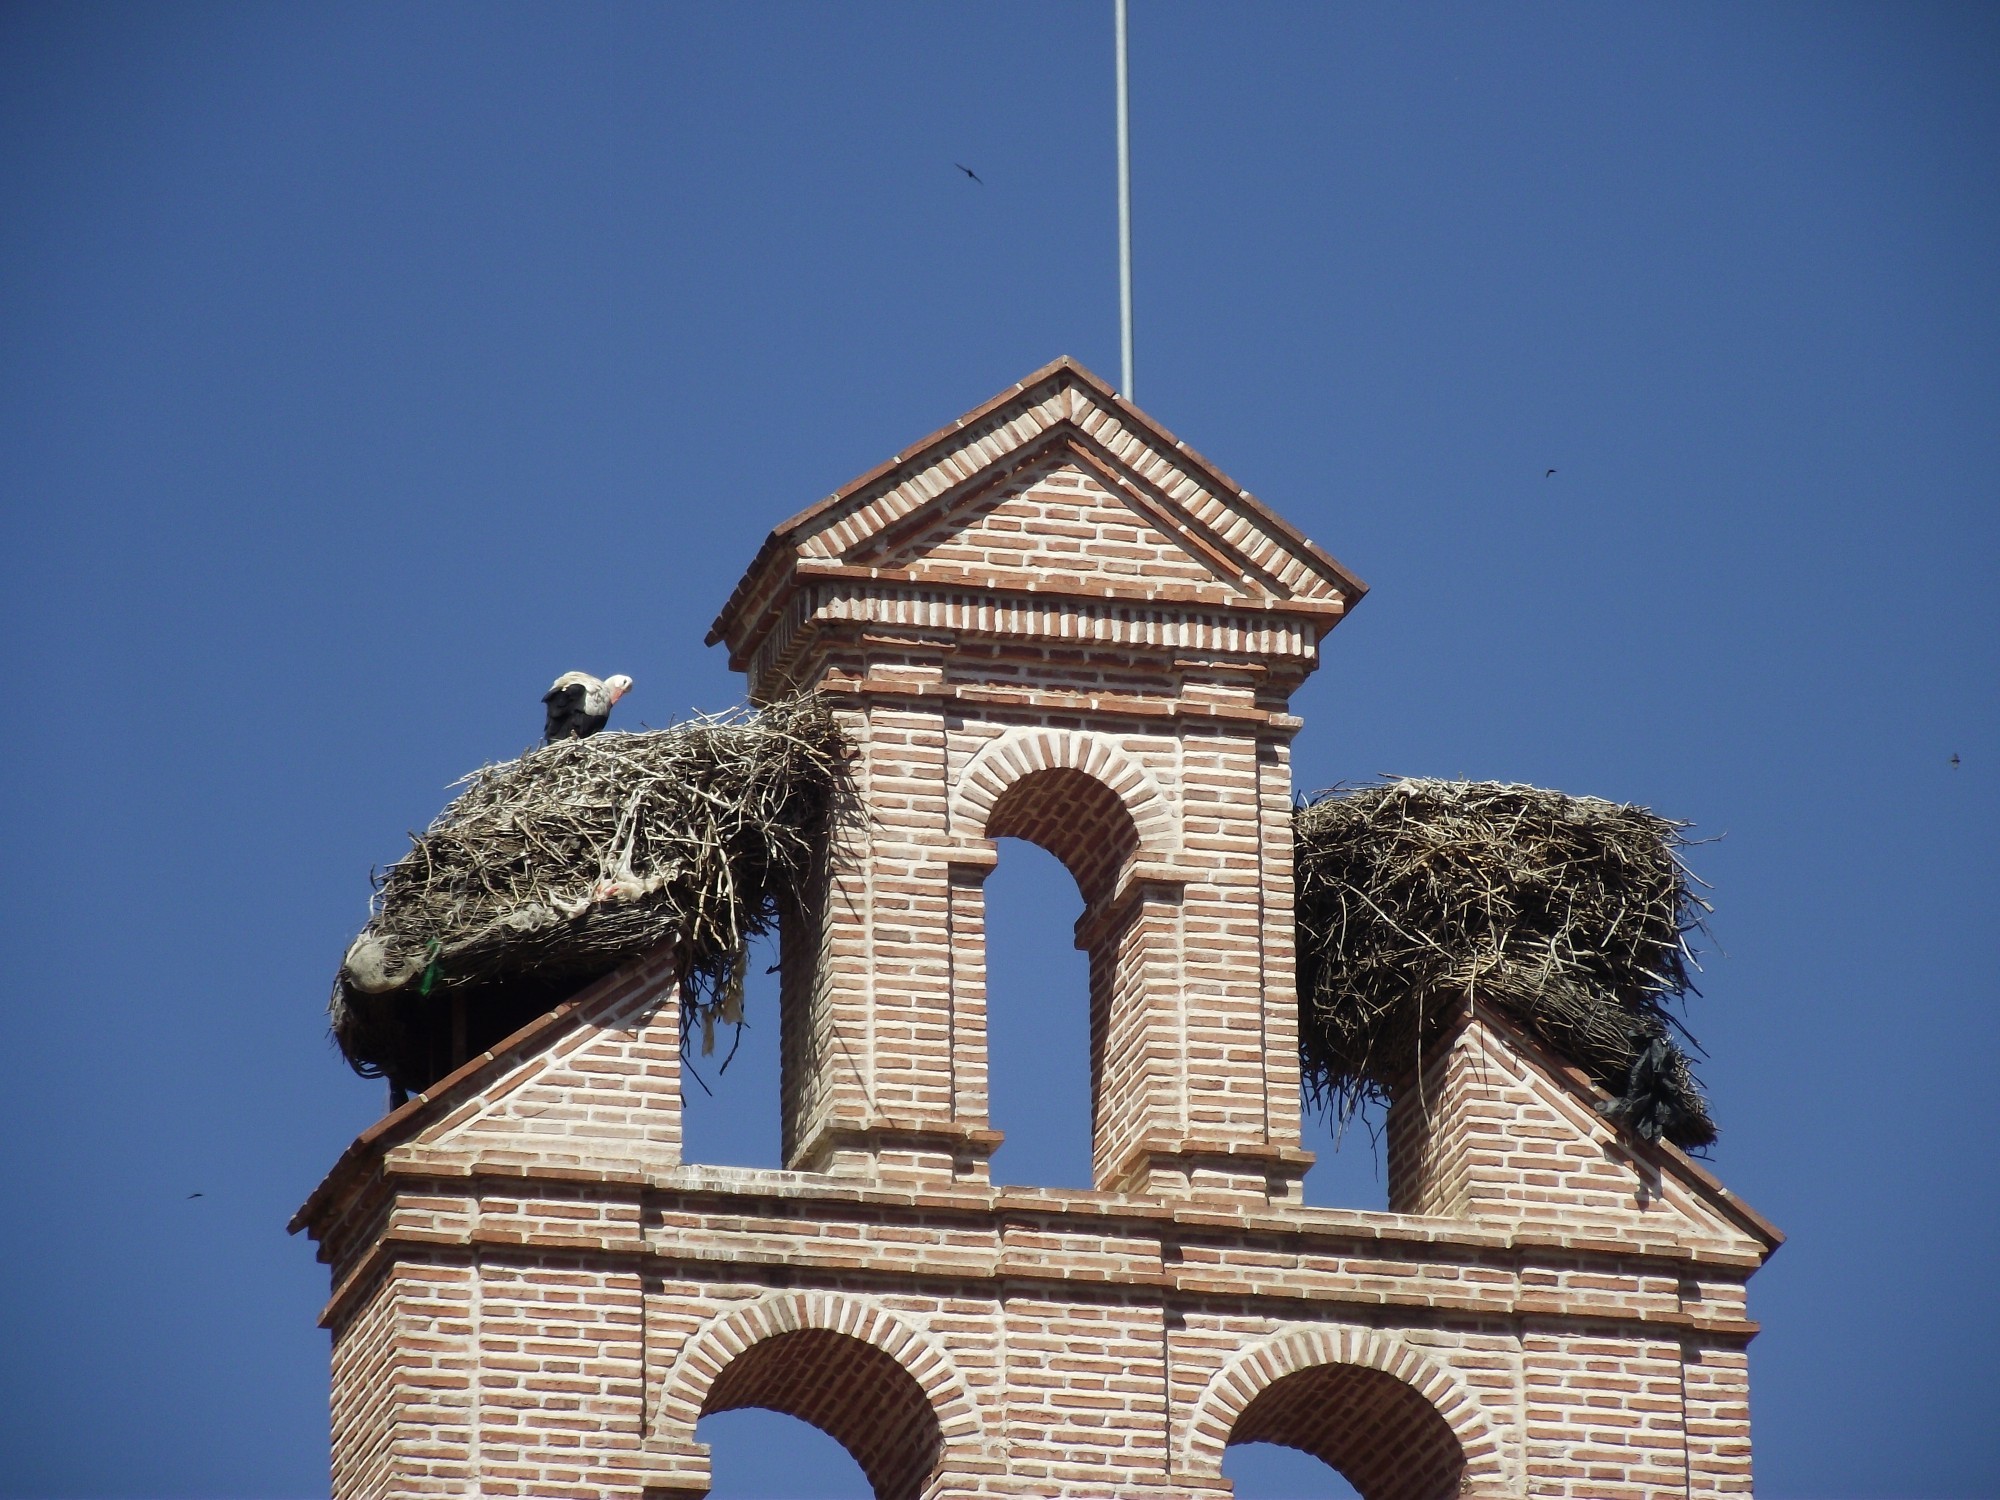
[1294,778,1716,1148]
[331,694,846,1095]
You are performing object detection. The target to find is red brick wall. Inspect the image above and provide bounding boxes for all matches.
[1684,1344,1756,1495]
[326,1266,399,1497]
[474,1258,647,1497]
[305,964,1770,1498]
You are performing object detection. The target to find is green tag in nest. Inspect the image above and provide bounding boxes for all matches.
[417,938,443,997]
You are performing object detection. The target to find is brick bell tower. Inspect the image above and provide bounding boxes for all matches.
[297,358,1779,1499]
[707,357,1359,1201]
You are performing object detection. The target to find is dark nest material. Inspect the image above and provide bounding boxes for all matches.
[330,694,846,1096]
[1293,778,1716,1148]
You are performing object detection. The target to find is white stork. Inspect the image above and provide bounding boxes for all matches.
[542,671,633,742]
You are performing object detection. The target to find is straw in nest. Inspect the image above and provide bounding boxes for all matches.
[1293,778,1715,1148]
[330,693,847,1094]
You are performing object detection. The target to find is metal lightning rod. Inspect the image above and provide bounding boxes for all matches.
[1115,0,1134,399]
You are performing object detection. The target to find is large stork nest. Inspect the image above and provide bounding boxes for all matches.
[1293,778,1716,1148]
[331,694,847,1094]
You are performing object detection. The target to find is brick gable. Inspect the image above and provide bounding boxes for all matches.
[708,357,1362,693]
[1389,1001,1778,1258]
[877,457,1233,597]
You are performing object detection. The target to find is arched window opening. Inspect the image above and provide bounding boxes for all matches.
[980,764,1143,1190]
[1224,1441,1362,1498]
[698,1328,945,1500]
[1227,1363,1466,1500]
[985,767,1136,906]
[680,933,784,1169]
[696,1408,869,1498]
[983,836,1093,1188]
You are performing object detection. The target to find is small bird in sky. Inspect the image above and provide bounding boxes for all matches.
[543,672,634,743]
[186,1192,204,1199]
[954,162,984,186]
[1950,753,1961,768]
[1544,468,1557,478]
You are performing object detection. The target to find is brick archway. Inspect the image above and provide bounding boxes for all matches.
[951,727,1175,863]
[951,728,1194,1191]
[657,1293,988,1500]
[1184,1325,1510,1499]
[986,767,1136,903]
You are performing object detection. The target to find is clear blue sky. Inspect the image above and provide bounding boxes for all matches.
[2,4,1994,1497]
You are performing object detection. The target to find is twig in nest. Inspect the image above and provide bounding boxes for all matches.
[1294,778,1716,1148]
[328,693,847,1094]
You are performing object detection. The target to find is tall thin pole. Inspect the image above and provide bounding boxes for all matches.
[1115,0,1134,399]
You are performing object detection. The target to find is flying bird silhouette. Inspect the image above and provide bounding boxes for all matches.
[186,1192,204,1199]
[954,163,984,185]
[1544,468,1557,478]
[1951,753,1961,768]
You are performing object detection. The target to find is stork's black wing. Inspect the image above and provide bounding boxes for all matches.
[543,682,588,742]
[1596,1033,1695,1144]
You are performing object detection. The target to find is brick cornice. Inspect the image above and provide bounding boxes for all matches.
[817,674,1307,731]
[312,1141,1770,1327]
[315,1179,1766,1346]
[794,558,1349,616]
[350,1150,1773,1268]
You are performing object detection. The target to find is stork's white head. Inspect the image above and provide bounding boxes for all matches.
[604,674,634,703]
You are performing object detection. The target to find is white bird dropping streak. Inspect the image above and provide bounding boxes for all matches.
[1115,0,1134,400]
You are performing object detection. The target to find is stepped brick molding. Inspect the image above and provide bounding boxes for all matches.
[297,358,1779,1498]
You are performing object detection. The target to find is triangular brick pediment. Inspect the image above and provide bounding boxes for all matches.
[875,451,1240,596]
[406,962,682,1168]
[709,357,1365,670]
[1394,1002,1781,1258]
[290,946,685,1241]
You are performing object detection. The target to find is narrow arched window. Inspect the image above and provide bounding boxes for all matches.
[693,1326,948,1500]
[982,837,1093,1187]
[976,764,1146,1189]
